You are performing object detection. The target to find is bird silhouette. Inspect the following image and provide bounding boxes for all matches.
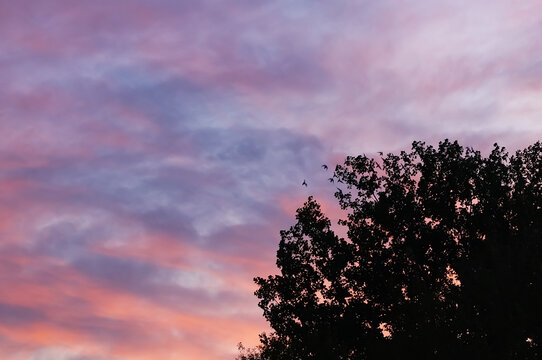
[322,164,328,170]
[302,180,307,187]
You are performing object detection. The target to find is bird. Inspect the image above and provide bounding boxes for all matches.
[302,180,307,187]
[329,177,334,183]
[322,164,328,170]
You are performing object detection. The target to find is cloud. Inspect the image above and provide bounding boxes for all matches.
[21,346,119,360]
[0,303,45,326]
[2,0,542,359]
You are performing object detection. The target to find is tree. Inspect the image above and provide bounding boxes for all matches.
[240,140,542,359]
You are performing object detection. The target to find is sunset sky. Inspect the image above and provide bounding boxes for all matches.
[2,1,542,359]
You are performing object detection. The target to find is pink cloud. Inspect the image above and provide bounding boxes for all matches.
[3,1,542,359]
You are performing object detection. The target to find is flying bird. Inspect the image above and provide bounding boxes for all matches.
[322,164,328,170]
[302,180,307,187]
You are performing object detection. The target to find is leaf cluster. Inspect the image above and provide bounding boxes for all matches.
[242,140,542,359]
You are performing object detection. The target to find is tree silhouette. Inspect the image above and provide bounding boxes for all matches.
[239,140,542,359]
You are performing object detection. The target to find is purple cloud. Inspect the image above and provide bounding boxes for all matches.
[2,1,542,359]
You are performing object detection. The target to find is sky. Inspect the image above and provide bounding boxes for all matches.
[2,1,542,359]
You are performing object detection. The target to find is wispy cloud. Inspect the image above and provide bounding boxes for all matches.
[2,0,542,358]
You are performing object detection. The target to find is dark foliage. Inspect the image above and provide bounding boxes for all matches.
[239,140,542,359]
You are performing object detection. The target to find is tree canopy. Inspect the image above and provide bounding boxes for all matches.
[239,140,542,359]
